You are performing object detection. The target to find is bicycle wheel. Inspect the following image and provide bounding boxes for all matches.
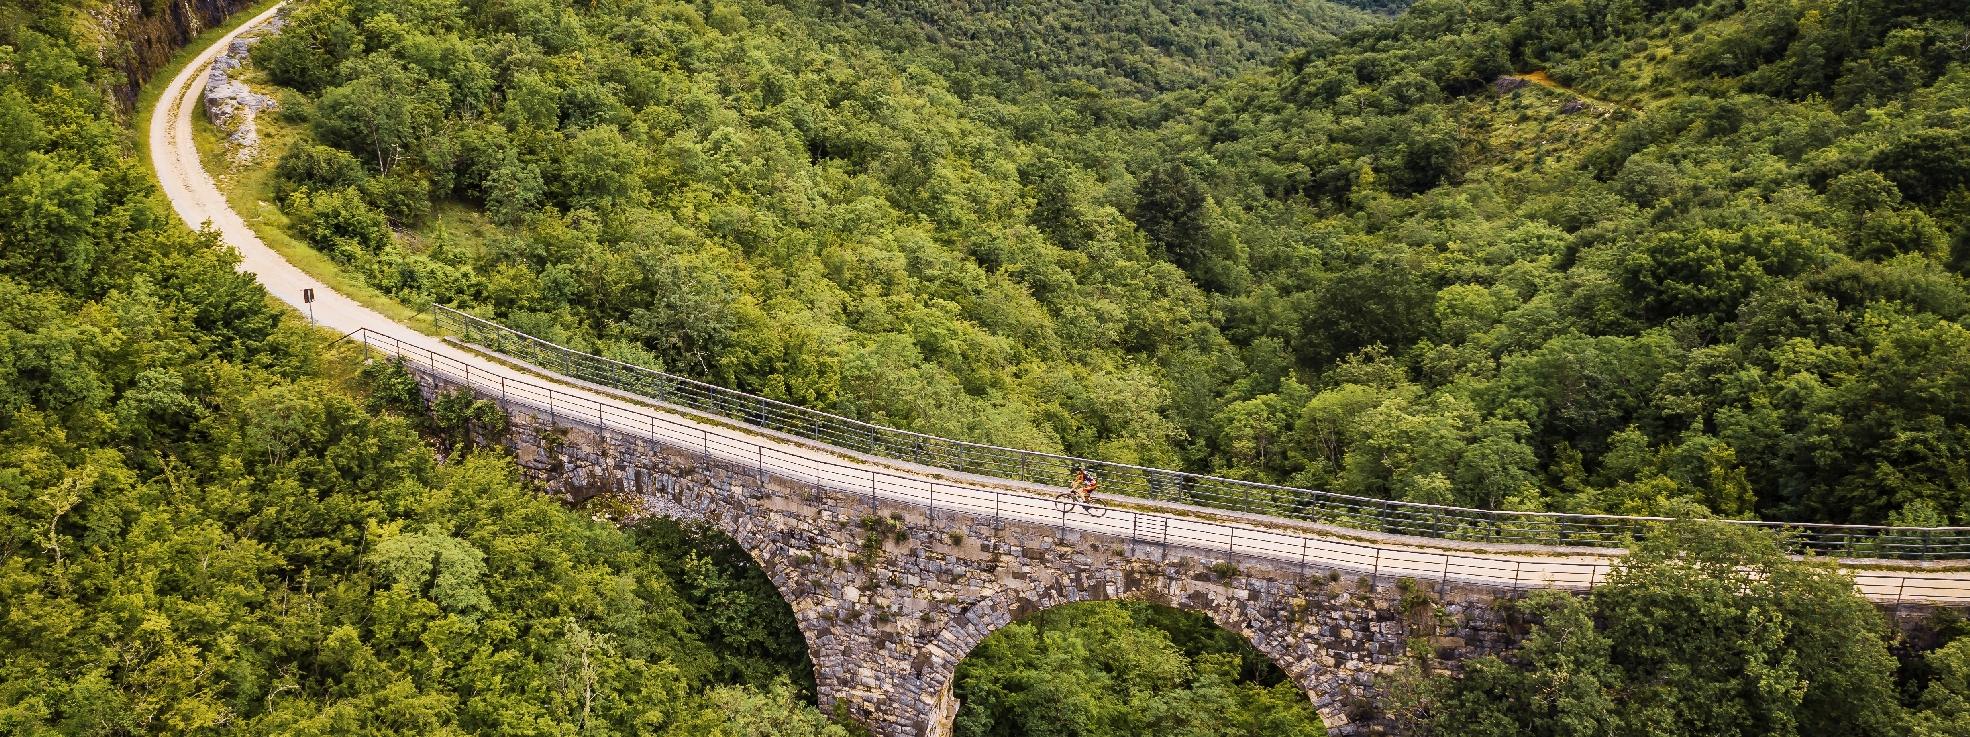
[1054,492,1078,514]
[1084,501,1108,518]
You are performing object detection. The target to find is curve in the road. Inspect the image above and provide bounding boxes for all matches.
[150,5,1970,605]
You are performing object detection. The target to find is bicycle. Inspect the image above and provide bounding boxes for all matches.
[1054,490,1108,517]
[1057,465,1107,517]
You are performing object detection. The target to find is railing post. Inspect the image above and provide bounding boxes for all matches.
[1511,561,1523,592]
[1437,555,1450,597]
[1371,548,1380,581]
[1299,536,1308,580]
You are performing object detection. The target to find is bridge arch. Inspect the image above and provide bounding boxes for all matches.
[919,579,1367,736]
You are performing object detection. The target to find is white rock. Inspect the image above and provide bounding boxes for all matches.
[201,29,279,164]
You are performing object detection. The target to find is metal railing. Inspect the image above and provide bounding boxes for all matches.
[345,326,1970,605]
[430,305,1970,561]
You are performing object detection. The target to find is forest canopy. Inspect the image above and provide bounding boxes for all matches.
[242,0,1970,530]
[0,4,836,733]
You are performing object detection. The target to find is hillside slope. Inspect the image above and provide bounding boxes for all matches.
[0,3,843,735]
[221,0,1970,532]
[808,0,1377,96]
[1140,0,1970,525]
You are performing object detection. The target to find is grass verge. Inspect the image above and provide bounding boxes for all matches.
[189,109,442,336]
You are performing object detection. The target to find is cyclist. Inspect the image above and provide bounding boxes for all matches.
[1071,466,1099,509]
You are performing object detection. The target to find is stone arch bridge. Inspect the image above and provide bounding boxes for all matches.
[414,361,1525,736]
[370,339,1967,737]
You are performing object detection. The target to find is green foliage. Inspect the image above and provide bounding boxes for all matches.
[951,601,1326,737]
[0,6,850,735]
[701,684,854,737]
[365,531,493,613]
[636,520,817,694]
[1410,523,1911,736]
[272,140,366,202]
[828,0,1375,97]
[286,186,390,260]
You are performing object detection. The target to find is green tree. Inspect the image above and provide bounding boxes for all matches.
[1416,523,1907,737]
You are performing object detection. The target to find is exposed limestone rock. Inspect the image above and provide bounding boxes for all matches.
[201,16,283,164]
[88,0,260,108]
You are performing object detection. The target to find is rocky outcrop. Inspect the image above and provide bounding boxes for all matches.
[88,0,259,109]
[203,26,279,163]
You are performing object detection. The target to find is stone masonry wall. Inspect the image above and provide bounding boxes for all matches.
[410,369,1530,736]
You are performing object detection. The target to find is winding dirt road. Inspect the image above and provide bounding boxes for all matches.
[148,5,1970,605]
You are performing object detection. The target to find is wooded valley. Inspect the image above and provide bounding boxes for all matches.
[6,0,1970,734]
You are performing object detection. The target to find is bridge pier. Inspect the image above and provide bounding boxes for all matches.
[410,369,1531,735]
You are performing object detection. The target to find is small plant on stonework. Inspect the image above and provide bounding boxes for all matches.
[581,490,640,522]
[1327,570,1342,583]
[948,531,965,546]
[1396,577,1436,621]
[1291,597,1313,618]
[1208,561,1240,580]
[793,552,814,566]
[858,515,902,566]
[1357,575,1374,592]
[831,703,877,737]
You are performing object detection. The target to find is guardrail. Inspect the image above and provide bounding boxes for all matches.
[346,327,1970,605]
[430,305,1970,562]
